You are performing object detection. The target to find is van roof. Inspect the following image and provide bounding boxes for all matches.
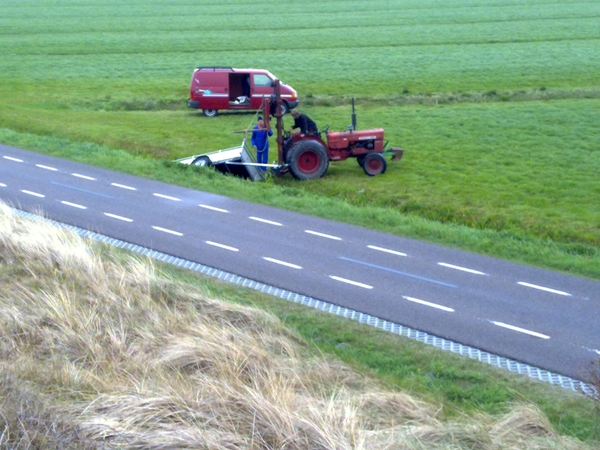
[195,67,273,75]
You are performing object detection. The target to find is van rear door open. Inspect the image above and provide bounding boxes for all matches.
[228,72,251,107]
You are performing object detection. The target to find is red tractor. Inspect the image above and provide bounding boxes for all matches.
[264,82,403,180]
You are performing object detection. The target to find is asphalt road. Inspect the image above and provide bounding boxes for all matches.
[1,144,599,380]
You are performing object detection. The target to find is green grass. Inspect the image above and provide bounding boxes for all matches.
[1,1,598,269]
[1,1,599,444]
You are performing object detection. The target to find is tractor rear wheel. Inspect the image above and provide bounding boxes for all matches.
[287,140,329,180]
[362,153,387,176]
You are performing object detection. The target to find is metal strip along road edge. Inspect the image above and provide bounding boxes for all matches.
[10,207,597,398]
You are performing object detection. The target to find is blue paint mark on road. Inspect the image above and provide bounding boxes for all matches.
[51,182,113,199]
[339,256,458,288]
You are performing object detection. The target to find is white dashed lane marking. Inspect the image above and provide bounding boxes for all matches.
[199,204,229,213]
[104,213,133,222]
[403,296,455,312]
[491,321,550,339]
[111,183,137,191]
[61,201,86,209]
[72,173,96,180]
[517,282,571,297]
[367,245,407,257]
[3,156,23,162]
[154,193,181,201]
[438,262,487,275]
[152,226,183,236]
[330,275,372,289]
[21,190,44,198]
[36,164,58,171]
[205,241,238,252]
[250,217,283,226]
[263,257,302,269]
[305,230,342,241]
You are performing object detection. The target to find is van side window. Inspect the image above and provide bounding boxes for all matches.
[253,74,272,87]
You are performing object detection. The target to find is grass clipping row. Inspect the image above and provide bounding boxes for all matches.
[0,204,590,449]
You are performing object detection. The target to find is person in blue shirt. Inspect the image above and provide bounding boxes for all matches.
[251,116,273,171]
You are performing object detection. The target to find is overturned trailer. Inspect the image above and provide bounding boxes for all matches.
[175,135,285,182]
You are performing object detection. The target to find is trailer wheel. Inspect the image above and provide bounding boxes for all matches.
[191,156,211,167]
[362,153,387,176]
[288,140,329,180]
[202,109,218,117]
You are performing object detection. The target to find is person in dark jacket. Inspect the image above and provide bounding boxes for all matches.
[290,110,318,136]
[251,116,273,171]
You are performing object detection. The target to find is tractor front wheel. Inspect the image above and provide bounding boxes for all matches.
[362,153,387,176]
[287,140,329,180]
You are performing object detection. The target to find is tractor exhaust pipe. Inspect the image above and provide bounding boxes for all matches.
[351,97,357,131]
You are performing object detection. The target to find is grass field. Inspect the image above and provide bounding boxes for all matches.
[1,0,600,446]
[2,0,598,281]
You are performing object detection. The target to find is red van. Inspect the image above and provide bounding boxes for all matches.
[188,67,299,117]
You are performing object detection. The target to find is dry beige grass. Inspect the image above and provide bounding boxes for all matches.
[0,203,592,449]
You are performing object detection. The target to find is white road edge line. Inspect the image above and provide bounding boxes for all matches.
[491,321,550,339]
[111,183,137,191]
[36,164,58,171]
[21,190,45,198]
[152,226,183,236]
[199,204,229,213]
[250,217,283,226]
[438,262,487,275]
[61,201,86,209]
[305,230,342,241]
[367,245,407,257]
[104,213,133,222]
[3,156,23,162]
[583,346,600,356]
[329,275,372,289]
[205,241,239,252]
[72,173,96,180]
[517,282,571,296]
[263,257,302,269]
[403,296,455,312]
[153,193,181,201]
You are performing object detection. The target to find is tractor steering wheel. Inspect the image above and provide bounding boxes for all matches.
[320,124,331,134]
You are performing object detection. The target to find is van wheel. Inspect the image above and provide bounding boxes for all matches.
[279,101,289,115]
[202,109,218,117]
